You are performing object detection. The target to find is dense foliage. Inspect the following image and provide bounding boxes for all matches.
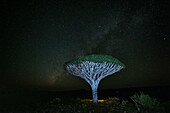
[65,54,126,67]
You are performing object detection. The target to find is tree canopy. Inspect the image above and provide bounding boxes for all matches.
[65,54,125,67]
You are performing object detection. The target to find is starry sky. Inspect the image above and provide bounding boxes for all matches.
[1,0,169,90]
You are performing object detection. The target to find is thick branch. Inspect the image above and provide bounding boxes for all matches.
[66,61,123,85]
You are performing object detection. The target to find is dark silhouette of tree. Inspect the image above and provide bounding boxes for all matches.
[64,54,125,103]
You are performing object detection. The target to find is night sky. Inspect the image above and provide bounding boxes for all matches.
[1,0,169,91]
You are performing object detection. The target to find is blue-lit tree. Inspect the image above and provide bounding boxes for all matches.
[65,54,125,103]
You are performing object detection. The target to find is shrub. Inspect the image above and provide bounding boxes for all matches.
[130,92,160,111]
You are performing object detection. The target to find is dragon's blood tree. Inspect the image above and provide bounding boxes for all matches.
[64,54,125,103]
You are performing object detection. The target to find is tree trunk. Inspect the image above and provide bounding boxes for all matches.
[91,83,99,103]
